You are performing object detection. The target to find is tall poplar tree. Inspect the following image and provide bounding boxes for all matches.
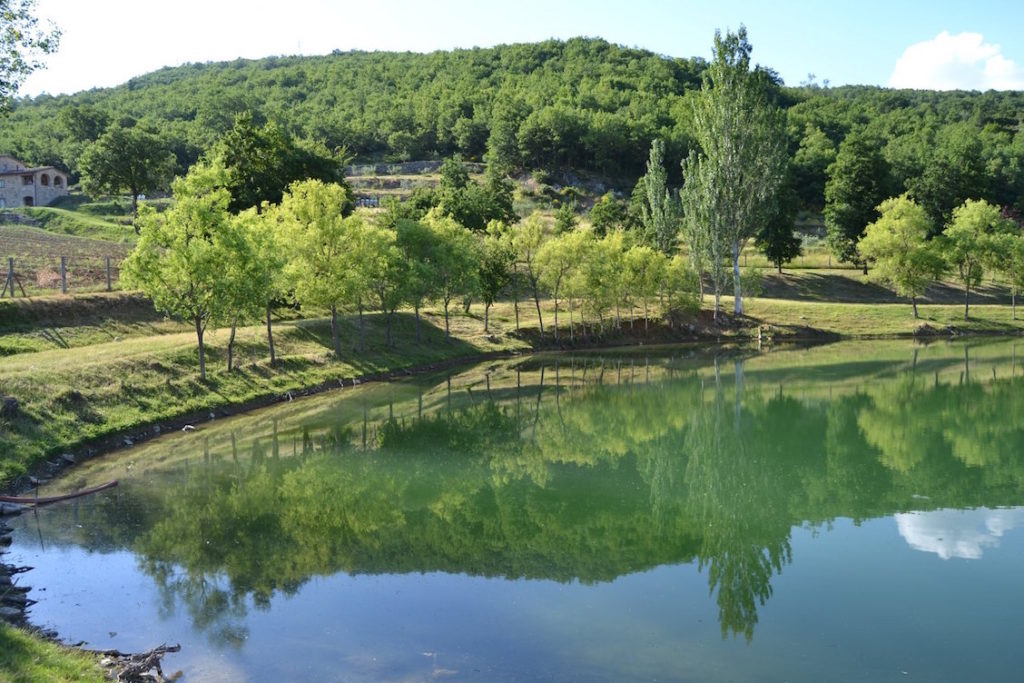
[638,139,680,254]
[682,27,787,318]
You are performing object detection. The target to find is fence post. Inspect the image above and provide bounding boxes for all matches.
[1,257,12,297]
[60,256,67,294]
[106,256,112,292]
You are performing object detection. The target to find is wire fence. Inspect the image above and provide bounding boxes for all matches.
[1,255,126,297]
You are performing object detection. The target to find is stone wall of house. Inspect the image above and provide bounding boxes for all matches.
[0,169,68,207]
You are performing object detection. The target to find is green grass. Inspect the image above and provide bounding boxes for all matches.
[2,205,132,243]
[0,293,191,355]
[0,624,106,683]
[0,303,531,485]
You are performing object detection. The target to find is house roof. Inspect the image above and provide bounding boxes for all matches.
[0,166,64,176]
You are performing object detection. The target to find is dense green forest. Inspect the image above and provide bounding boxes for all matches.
[3,37,1024,213]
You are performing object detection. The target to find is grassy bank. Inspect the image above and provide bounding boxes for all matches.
[3,278,1024,487]
[0,624,107,683]
[0,298,536,485]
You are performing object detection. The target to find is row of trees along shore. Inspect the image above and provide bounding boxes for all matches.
[122,165,701,381]
[860,195,1024,320]
[120,28,1024,381]
[120,28,774,381]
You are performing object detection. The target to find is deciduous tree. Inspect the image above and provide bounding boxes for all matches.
[941,199,1010,320]
[684,27,788,317]
[825,130,890,272]
[0,0,59,112]
[857,195,944,318]
[80,123,176,221]
[277,179,359,359]
[121,161,241,381]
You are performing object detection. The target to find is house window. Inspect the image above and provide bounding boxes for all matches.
[23,196,33,206]
[53,176,63,187]
[40,174,49,186]
[0,179,5,188]
[22,175,32,185]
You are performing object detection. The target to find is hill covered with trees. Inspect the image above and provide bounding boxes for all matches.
[1,37,1022,215]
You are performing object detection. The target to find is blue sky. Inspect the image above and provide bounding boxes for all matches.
[21,0,1024,96]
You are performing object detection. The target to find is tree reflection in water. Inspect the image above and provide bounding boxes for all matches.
[40,342,1024,644]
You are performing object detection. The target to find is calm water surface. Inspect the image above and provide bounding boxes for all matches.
[9,340,1024,681]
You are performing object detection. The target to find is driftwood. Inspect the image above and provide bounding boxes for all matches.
[0,479,118,506]
[87,643,182,683]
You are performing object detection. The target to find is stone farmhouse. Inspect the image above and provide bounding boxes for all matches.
[0,155,69,208]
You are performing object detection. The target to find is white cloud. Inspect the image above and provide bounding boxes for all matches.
[888,31,1024,91]
[895,508,1024,560]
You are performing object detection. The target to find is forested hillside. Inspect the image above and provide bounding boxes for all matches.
[2,37,1024,212]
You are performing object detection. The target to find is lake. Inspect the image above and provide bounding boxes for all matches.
[8,340,1024,682]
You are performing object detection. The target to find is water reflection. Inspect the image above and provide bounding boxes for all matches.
[896,508,1024,560]
[17,340,1024,653]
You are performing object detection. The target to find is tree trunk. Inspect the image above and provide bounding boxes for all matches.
[777,261,782,274]
[644,299,649,338]
[330,305,342,359]
[965,283,970,321]
[227,322,237,371]
[513,271,520,332]
[912,296,919,319]
[358,302,366,352]
[386,310,393,347]
[195,315,206,382]
[732,240,743,315]
[443,298,451,340]
[1013,289,1017,321]
[484,303,490,332]
[415,304,422,342]
[553,282,560,342]
[266,302,276,364]
[532,278,545,336]
[569,298,574,344]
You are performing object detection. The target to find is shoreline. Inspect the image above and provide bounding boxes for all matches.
[1,324,1020,677]
[3,315,1012,498]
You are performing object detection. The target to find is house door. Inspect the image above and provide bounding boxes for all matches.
[22,196,33,206]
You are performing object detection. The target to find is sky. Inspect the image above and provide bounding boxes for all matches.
[19,0,1024,97]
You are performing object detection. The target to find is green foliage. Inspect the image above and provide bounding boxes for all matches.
[422,209,479,339]
[213,112,348,214]
[754,176,802,272]
[0,0,59,112]
[637,139,680,254]
[857,194,944,317]
[790,123,835,211]
[908,123,987,230]
[79,123,177,218]
[554,197,578,234]
[120,161,242,379]
[478,221,515,331]
[825,130,890,270]
[987,228,1024,318]
[275,179,361,356]
[684,26,787,316]
[588,192,626,235]
[941,198,1011,319]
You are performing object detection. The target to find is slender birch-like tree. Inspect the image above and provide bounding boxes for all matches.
[682,26,787,318]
